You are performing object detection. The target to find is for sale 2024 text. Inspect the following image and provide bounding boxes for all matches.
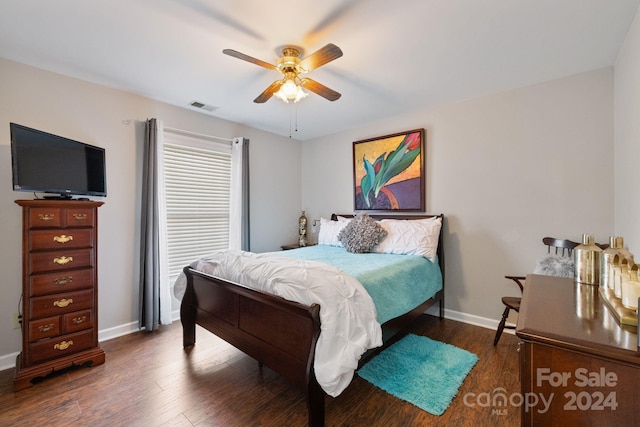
[537,367,618,412]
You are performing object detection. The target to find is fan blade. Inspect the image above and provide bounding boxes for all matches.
[254,80,283,103]
[300,78,341,101]
[222,49,277,71]
[299,44,343,72]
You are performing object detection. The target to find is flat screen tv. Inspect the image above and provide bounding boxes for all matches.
[10,123,107,199]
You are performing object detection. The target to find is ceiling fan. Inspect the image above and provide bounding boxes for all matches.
[222,43,343,104]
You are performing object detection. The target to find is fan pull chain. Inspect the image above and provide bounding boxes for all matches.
[289,104,293,138]
[288,103,300,138]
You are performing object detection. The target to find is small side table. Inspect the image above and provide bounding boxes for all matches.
[281,243,315,250]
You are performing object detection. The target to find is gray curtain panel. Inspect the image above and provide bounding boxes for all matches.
[139,118,161,331]
[239,138,250,251]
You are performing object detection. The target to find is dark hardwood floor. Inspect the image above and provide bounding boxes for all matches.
[0,316,521,426]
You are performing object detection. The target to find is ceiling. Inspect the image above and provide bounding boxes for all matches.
[0,0,638,141]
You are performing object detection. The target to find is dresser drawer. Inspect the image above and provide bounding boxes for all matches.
[65,208,95,227]
[30,269,94,297]
[29,229,94,251]
[28,208,62,228]
[28,316,61,341]
[29,248,94,273]
[63,309,93,333]
[29,289,93,319]
[29,329,95,365]
[27,207,96,229]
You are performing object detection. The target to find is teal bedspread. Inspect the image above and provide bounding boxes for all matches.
[275,245,442,324]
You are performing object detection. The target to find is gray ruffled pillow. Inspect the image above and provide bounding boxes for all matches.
[338,213,387,253]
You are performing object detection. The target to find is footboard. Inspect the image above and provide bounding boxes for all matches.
[180,213,446,426]
[180,266,324,426]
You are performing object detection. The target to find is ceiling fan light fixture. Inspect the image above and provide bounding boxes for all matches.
[293,85,308,103]
[274,77,308,103]
[223,43,342,103]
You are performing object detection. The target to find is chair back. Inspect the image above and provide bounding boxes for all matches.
[542,237,579,257]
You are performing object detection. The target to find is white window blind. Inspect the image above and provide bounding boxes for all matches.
[163,134,232,281]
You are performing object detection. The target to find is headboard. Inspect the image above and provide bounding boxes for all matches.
[330,213,445,284]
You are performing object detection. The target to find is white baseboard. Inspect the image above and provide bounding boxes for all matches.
[0,308,509,372]
[98,321,141,342]
[0,352,19,372]
[426,305,515,335]
[0,321,142,372]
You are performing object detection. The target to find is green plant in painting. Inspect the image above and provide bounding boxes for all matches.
[360,132,421,208]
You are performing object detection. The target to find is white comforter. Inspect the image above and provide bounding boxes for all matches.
[173,250,382,397]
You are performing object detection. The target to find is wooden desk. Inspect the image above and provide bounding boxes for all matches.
[516,274,640,426]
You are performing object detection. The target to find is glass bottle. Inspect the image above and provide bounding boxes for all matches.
[600,236,622,290]
[574,233,602,286]
[621,263,640,310]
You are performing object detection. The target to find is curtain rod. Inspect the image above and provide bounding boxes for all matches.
[163,125,234,143]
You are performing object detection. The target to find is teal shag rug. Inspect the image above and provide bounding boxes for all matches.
[357,334,478,416]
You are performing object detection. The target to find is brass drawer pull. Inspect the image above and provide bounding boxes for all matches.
[38,323,55,333]
[54,276,73,286]
[72,316,87,325]
[53,298,73,308]
[53,235,73,243]
[72,213,88,220]
[53,256,73,265]
[54,340,73,351]
[38,213,55,221]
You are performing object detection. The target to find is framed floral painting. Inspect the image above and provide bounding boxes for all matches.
[352,129,425,212]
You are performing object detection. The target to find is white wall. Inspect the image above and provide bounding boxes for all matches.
[0,58,301,366]
[0,53,627,366]
[302,68,615,322]
[615,7,640,252]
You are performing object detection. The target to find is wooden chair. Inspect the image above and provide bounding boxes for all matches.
[493,237,579,346]
[542,237,579,256]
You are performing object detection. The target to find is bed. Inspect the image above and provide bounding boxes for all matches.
[177,213,445,427]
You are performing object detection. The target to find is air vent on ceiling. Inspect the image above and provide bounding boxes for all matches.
[190,101,218,112]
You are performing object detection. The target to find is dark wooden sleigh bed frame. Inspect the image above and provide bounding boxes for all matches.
[180,213,445,427]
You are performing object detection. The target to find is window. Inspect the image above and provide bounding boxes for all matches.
[163,131,232,282]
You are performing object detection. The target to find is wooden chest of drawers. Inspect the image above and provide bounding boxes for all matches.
[14,200,105,391]
[516,275,640,426]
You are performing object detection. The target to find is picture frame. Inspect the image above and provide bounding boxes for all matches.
[352,128,425,212]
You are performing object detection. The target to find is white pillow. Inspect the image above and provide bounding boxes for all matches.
[372,216,442,262]
[317,217,350,247]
